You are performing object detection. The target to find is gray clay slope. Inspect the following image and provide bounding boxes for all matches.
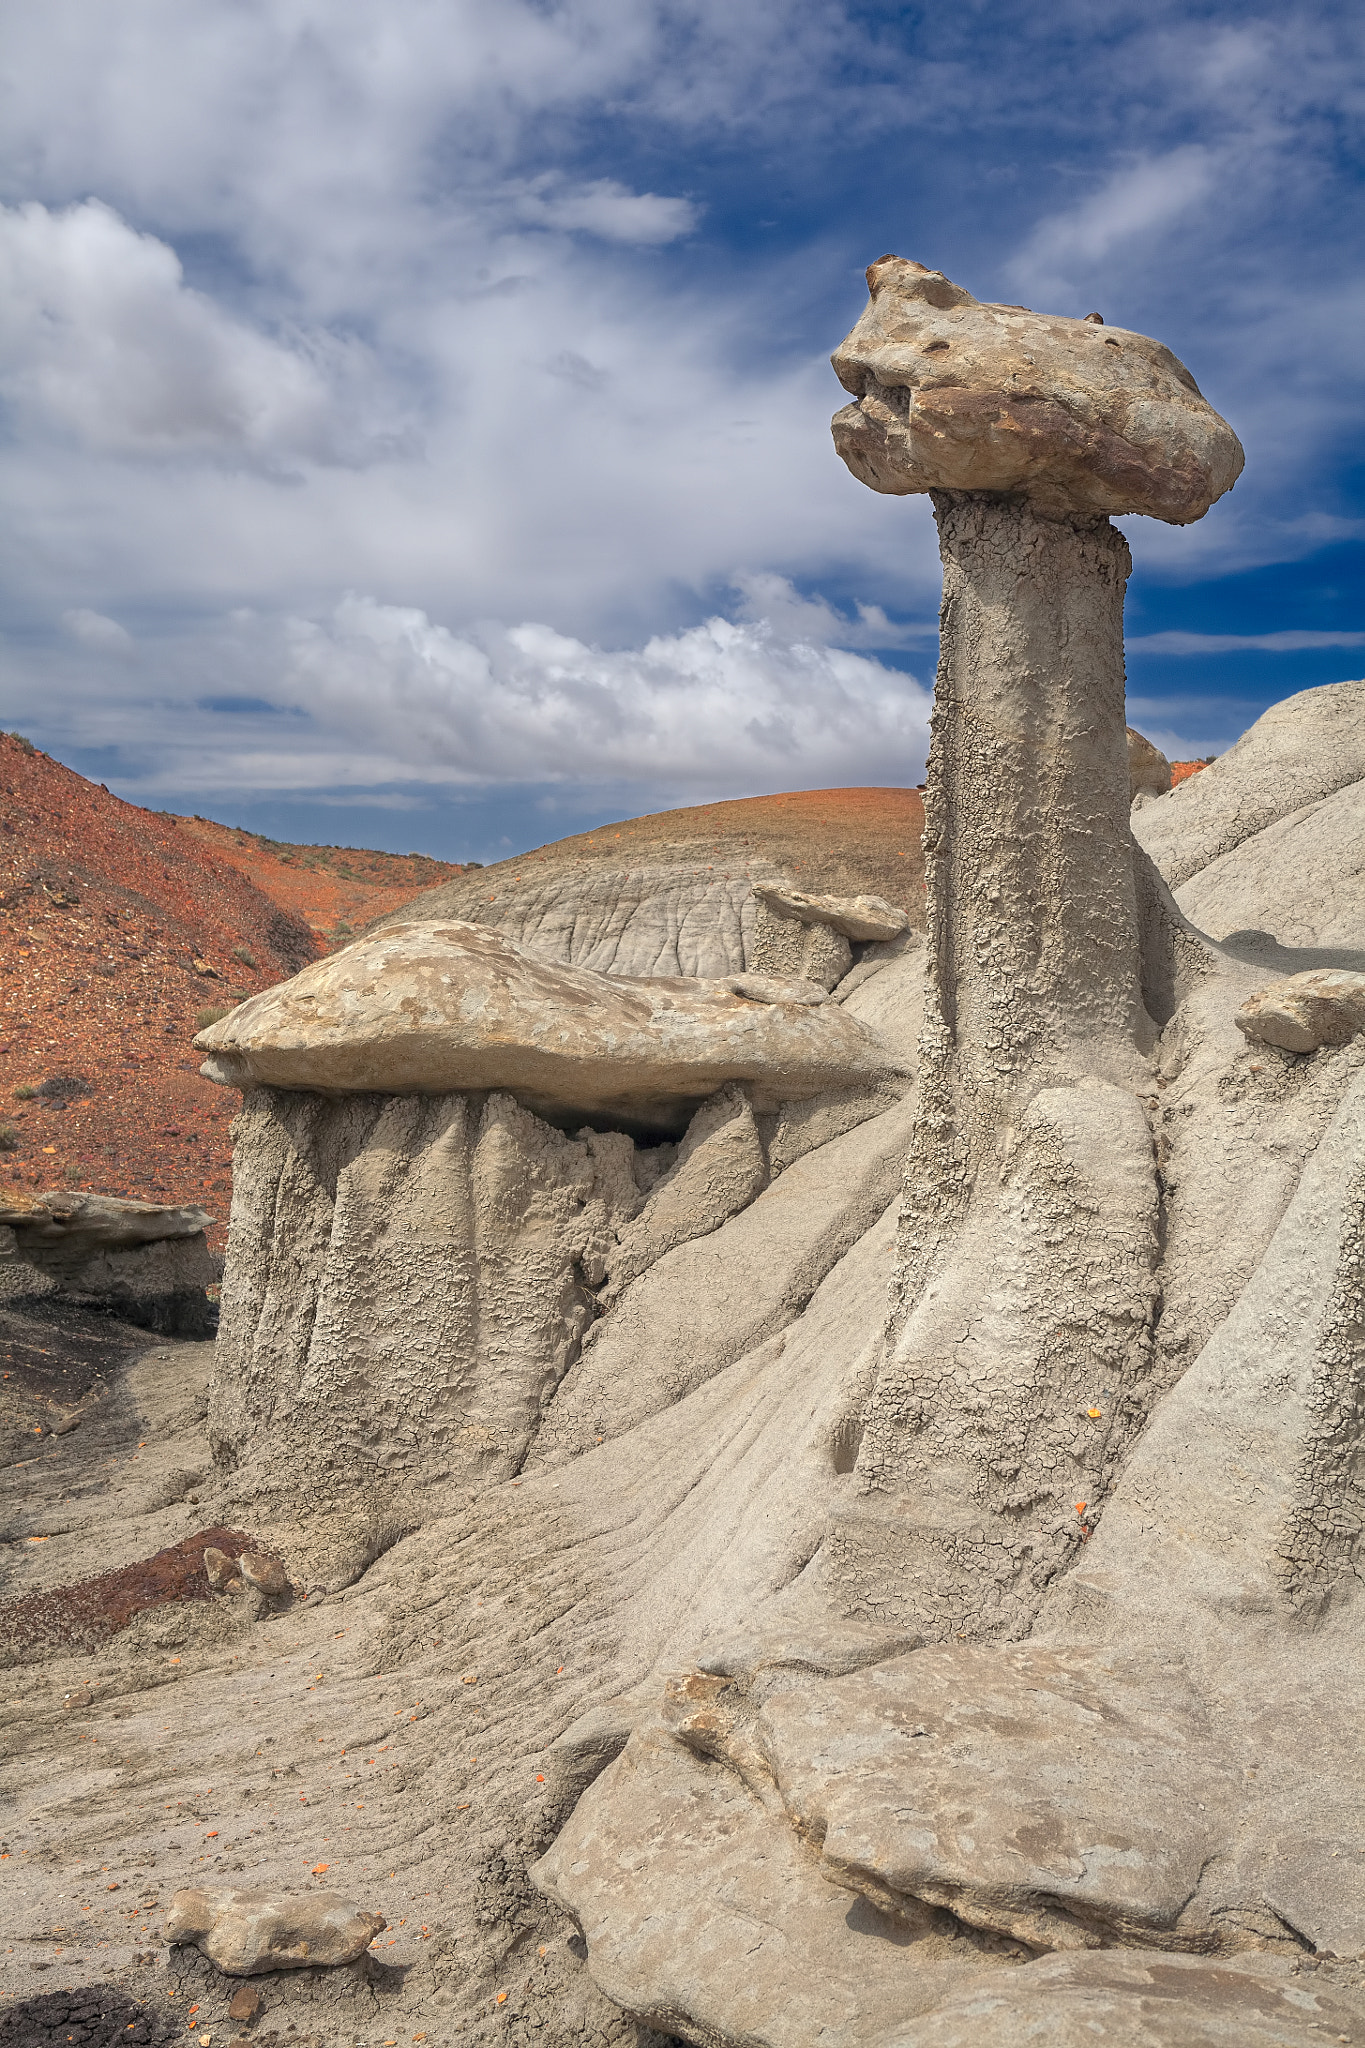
[5,261,1365,2048]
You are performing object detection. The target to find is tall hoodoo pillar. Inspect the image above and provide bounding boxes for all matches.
[821,258,1244,1636]
[926,493,1144,1124]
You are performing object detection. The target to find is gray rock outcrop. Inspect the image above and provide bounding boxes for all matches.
[0,1190,219,1335]
[1134,678,1365,956]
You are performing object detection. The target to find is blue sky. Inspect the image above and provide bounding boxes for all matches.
[1,0,1361,860]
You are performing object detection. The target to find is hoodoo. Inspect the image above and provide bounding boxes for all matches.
[809,258,1244,1635]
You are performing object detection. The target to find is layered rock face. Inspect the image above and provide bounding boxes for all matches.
[200,916,912,1494]
[372,786,926,980]
[1,1190,219,1334]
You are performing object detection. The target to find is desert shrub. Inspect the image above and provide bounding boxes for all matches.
[231,945,257,967]
[195,1006,234,1030]
[5,730,35,753]
[38,1075,91,1101]
[13,1084,37,1100]
[0,1126,19,1153]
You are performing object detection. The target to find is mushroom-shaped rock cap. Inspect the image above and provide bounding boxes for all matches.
[832,256,1243,524]
[194,918,903,1135]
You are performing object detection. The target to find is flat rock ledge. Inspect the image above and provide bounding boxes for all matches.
[195,918,905,1134]
[0,1190,212,1254]
[752,882,910,942]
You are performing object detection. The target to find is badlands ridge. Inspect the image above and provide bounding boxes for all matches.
[4,263,1365,2048]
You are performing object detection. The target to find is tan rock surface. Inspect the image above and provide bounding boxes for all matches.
[195,918,903,1134]
[884,1951,1365,2048]
[164,1884,385,1973]
[1129,724,1173,802]
[1236,969,1365,1053]
[831,256,1243,522]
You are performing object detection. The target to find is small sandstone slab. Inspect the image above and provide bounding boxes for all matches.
[164,1885,385,1975]
[830,256,1243,524]
[752,883,910,943]
[195,919,903,1134]
[759,1643,1239,1950]
[1236,969,1365,1053]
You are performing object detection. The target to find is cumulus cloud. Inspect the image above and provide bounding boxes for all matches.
[16,583,932,806]
[0,200,403,465]
[276,593,931,793]
[729,573,935,649]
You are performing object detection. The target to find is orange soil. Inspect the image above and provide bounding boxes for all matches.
[0,733,460,1238]
[175,815,461,947]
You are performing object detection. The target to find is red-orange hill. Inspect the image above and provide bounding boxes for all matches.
[0,734,462,1232]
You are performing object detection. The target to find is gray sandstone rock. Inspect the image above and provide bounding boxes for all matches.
[603,1083,768,1295]
[526,1093,917,1469]
[748,894,854,989]
[210,1086,642,1487]
[1133,673,1365,965]
[0,1191,219,1334]
[1129,724,1173,803]
[196,918,900,1134]
[830,256,1244,523]
[164,1884,385,1973]
[1237,969,1365,1053]
[756,1643,1239,1950]
[752,881,910,943]
[534,1721,981,2048]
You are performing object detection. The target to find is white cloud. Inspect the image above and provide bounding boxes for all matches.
[0,200,403,465]
[6,586,932,803]
[274,593,932,792]
[1128,629,1365,656]
[511,177,699,244]
[729,573,935,649]
[61,606,133,653]
[1008,146,1217,300]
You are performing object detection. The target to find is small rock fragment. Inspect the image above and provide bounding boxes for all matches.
[203,1547,240,1593]
[165,1885,386,1974]
[226,1986,262,2023]
[1235,969,1365,1054]
[237,1550,289,1596]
